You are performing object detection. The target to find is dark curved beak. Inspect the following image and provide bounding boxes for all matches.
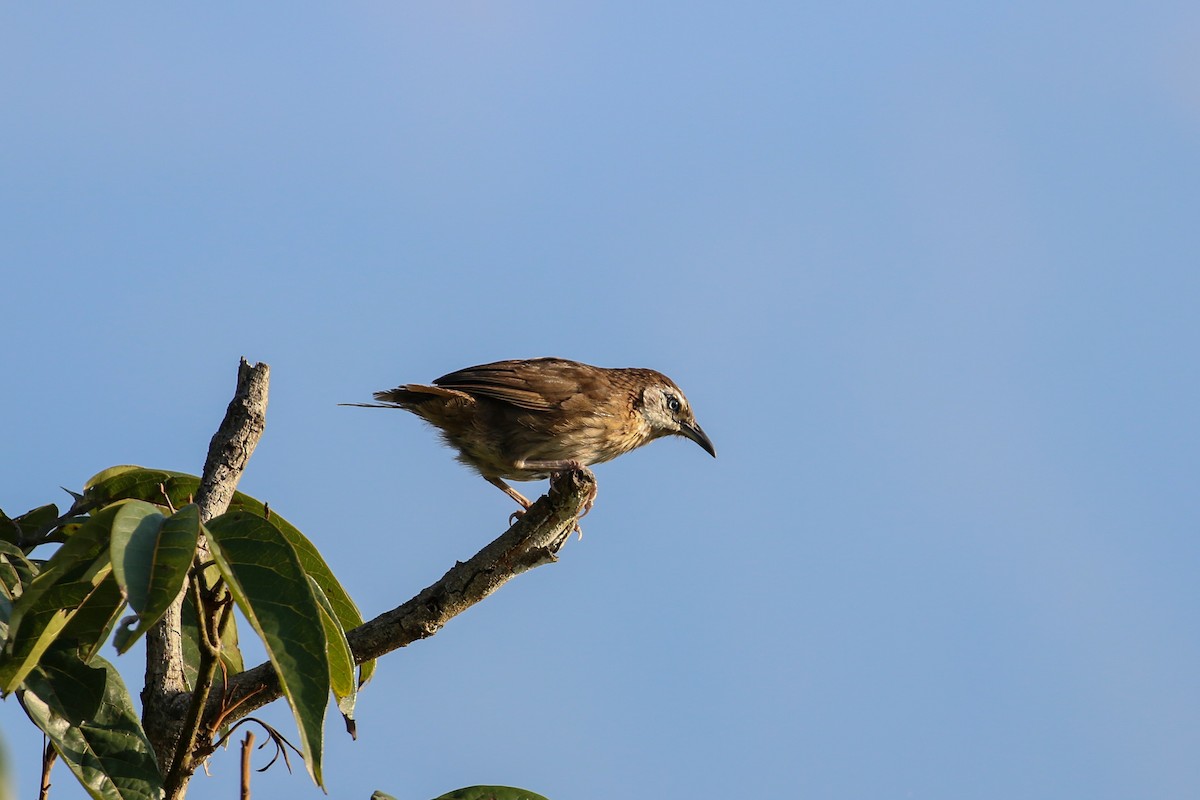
[681,421,716,458]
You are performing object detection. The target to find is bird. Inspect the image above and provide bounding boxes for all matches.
[342,357,715,516]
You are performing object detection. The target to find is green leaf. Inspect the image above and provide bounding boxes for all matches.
[4,511,111,638]
[83,465,145,489]
[18,647,163,800]
[0,597,10,648]
[59,574,125,663]
[1,504,63,546]
[0,544,36,657]
[0,510,19,547]
[86,469,362,621]
[206,511,329,787]
[110,501,167,604]
[86,468,372,682]
[0,540,38,601]
[10,504,60,544]
[309,576,356,736]
[84,468,192,514]
[0,573,114,693]
[0,509,117,694]
[110,502,199,653]
[268,511,373,688]
[431,788,551,800]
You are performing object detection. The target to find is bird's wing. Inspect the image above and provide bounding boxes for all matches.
[433,359,588,412]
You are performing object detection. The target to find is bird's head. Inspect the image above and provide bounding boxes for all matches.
[637,377,716,458]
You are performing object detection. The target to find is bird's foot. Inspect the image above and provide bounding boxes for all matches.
[578,481,597,518]
[544,466,596,540]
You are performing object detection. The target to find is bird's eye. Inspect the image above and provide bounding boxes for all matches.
[666,395,682,413]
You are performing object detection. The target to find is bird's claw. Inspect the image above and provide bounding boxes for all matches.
[577,478,598,520]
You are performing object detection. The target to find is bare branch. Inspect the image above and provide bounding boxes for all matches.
[194,358,271,523]
[142,358,270,787]
[205,468,595,727]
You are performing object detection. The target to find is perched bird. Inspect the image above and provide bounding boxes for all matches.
[343,357,715,513]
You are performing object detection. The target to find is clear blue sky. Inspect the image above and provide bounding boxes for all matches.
[3,4,1199,799]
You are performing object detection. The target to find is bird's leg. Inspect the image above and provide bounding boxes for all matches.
[485,476,533,525]
[515,458,585,473]
[487,477,532,509]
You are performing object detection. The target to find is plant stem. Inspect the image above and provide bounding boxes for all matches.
[38,737,56,800]
[240,730,256,800]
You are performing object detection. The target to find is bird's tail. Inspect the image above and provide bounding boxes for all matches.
[339,383,471,409]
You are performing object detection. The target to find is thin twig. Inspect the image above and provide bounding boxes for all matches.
[240,730,255,800]
[38,736,55,800]
[162,567,222,797]
[159,483,177,514]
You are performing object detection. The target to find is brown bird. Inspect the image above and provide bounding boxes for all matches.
[343,357,715,514]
